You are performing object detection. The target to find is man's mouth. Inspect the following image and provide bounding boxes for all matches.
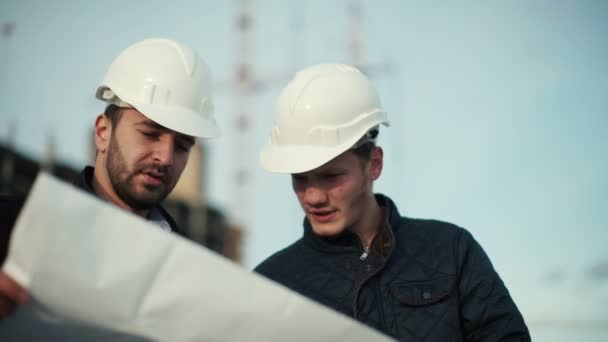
[140,170,166,187]
[308,209,337,223]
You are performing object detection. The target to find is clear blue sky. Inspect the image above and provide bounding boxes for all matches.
[1,1,607,340]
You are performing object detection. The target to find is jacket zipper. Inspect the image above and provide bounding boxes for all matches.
[353,247,372,318]
[353,249,368,318]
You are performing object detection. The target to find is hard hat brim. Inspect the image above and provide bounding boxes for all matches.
[260,119,389,174]
[260,144,352,174]
[132,102,220,139]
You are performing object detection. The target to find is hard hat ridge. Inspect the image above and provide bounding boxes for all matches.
[96,38,220,138]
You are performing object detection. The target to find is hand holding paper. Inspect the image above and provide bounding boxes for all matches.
[0,270,29,318]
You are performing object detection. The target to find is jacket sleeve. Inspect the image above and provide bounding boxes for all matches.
[456,229,531,341]
[0,195,26,265]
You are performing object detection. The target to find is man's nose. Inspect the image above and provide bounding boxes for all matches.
[153,138,175,166]
[303,184,328,207]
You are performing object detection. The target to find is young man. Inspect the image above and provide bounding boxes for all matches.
[0,38,219,319]
[255,63,530,341]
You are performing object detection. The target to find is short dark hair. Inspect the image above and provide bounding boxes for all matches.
[352,129,379,161]
[104,104,124,128]
[352,141,376,160]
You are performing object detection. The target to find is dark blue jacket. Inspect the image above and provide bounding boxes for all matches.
[255,194,530,341]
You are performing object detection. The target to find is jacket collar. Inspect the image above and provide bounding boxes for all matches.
[377,194,403,235]
[73,166,96,194]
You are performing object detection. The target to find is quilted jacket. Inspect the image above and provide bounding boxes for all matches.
[255,194,530,341]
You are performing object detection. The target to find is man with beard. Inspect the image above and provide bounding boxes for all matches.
[255,63,530,341]
[0,38,219,319]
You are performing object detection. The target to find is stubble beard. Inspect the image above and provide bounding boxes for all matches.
[106,137,173,210]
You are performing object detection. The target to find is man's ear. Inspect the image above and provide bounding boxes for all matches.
[369,146,384,181]
[94,114,111,154]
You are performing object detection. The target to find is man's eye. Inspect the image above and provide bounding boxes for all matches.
[141,131,158,137]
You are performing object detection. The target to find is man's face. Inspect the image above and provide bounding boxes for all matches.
[104,109,194,210]
[291,149,382,237]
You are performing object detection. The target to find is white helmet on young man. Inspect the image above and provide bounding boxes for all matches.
[260,63,389,173]
[96,38,219,138]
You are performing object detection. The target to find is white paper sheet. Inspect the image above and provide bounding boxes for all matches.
[0,173,393,341]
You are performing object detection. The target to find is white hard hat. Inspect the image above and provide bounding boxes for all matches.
[260,63,389,173]
[96,38,220,138]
